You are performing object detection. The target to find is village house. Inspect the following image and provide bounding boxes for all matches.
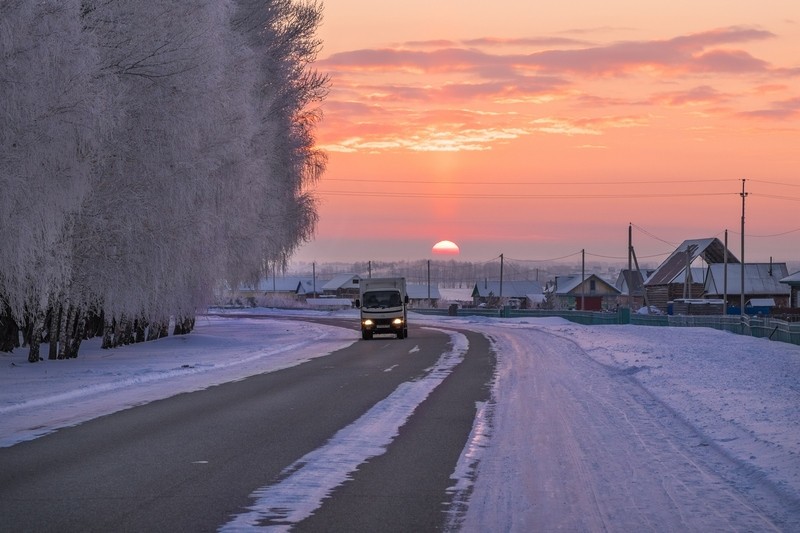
[472,279,543,309]
[615,269,655,310]
[228,276,312,305]
[704,262,791,311]
[644,238,738,312]
[549,274,620,311]
[321,274,362,299]
[780,271,800,309]
[407,284,441,308]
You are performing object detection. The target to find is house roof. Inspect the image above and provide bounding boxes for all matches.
[407,284,441,299]
[472,280,543,298]
[297,278,331,295]
[240,276,305,293]
[705,263,791,296]
[322,274,361,291]
[553,274,620,296]
[781,271,800,286]
[616,269,655,296]
[646,238,739,286]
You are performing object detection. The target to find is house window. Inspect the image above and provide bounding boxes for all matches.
[590,279,596,292]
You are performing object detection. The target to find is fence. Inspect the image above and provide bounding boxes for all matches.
[411,307,800,346]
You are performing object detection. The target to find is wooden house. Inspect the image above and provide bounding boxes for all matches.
[780,271,800,308]
[644,238,739,312]
[550,274,620,311]
[705,262,791,310]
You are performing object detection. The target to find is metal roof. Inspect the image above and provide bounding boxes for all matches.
[781,271,800,286]
[705,263,790,296]
[473,280,543,298]
[322,274,361,291]
[553,274,620,296]
[645,238,739,286]
[240,276,306,293]
[407,284,441,299]
[615,269,656,296]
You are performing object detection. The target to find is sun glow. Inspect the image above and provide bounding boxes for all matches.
[432,240,460,255]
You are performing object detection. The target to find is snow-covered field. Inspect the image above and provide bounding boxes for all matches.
[2,309,799,529]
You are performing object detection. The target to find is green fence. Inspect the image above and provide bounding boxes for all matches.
[411,307,800,346]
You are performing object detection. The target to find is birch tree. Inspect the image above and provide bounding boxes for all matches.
[1,0,328,360]
[0,0,107,361]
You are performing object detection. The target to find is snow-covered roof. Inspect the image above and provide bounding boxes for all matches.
[297,278,331,295]
[407,284,441,299]
[438,287,474,302]
[472,280,543,298]
[552,274,620,296]
[240,276,306,293]
[322,274,361,291]
[705,263,790,296]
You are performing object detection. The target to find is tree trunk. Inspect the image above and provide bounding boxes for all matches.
[27,312,45,363]
[134,317,146,343]
[48,304,61,360]
[102,316,114,349]
[67,312,86,358]
[58,302,73,359]
[0,307,20,353]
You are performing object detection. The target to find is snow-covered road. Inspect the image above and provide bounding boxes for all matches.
[2,310,799,530]
[454,322,797,531]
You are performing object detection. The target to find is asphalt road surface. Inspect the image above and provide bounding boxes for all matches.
[0,319,494,532]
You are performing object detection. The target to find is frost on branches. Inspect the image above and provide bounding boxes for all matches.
[0,0,328,361]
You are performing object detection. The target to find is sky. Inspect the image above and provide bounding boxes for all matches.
[2,311,799,529]
[293,1,800,267]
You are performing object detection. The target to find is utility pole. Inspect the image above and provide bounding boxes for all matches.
[312,261,316,297]
[628,224,633,308]
[499,254,504,299]
[581,249,585,311]
[427,260,431,301]
[723,231,728,314]
[740,179,747,316]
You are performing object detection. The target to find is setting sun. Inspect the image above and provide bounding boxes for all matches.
[293,1,800,265]
[432,240,460,255]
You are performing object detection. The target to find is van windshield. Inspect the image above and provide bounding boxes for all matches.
[363,290,402,308]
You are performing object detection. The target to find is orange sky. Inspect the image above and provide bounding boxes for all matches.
[294,1,800,267]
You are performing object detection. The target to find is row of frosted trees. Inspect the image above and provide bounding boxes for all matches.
[0,0,328,362]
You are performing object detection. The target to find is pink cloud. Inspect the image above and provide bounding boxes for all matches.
[738,96,800,120]
[651,86,728,107]
[321,26,777,78]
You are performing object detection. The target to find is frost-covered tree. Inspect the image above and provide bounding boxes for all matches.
[0,0,328,361]
[229,0,327,282]
[0,0,108,361]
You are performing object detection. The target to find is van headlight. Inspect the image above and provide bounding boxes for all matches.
[363,319,374,326]
[392,318,403,325]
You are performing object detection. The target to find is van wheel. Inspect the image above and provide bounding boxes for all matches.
[362,331,373,340]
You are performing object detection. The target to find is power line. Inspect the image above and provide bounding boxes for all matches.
[726,226,800,238]
[324,177,738,186]
[754,193,800,202]
[505,251,583,263]
[750,179,800,188]
[629,224,677,247]
[317,190,737,200]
